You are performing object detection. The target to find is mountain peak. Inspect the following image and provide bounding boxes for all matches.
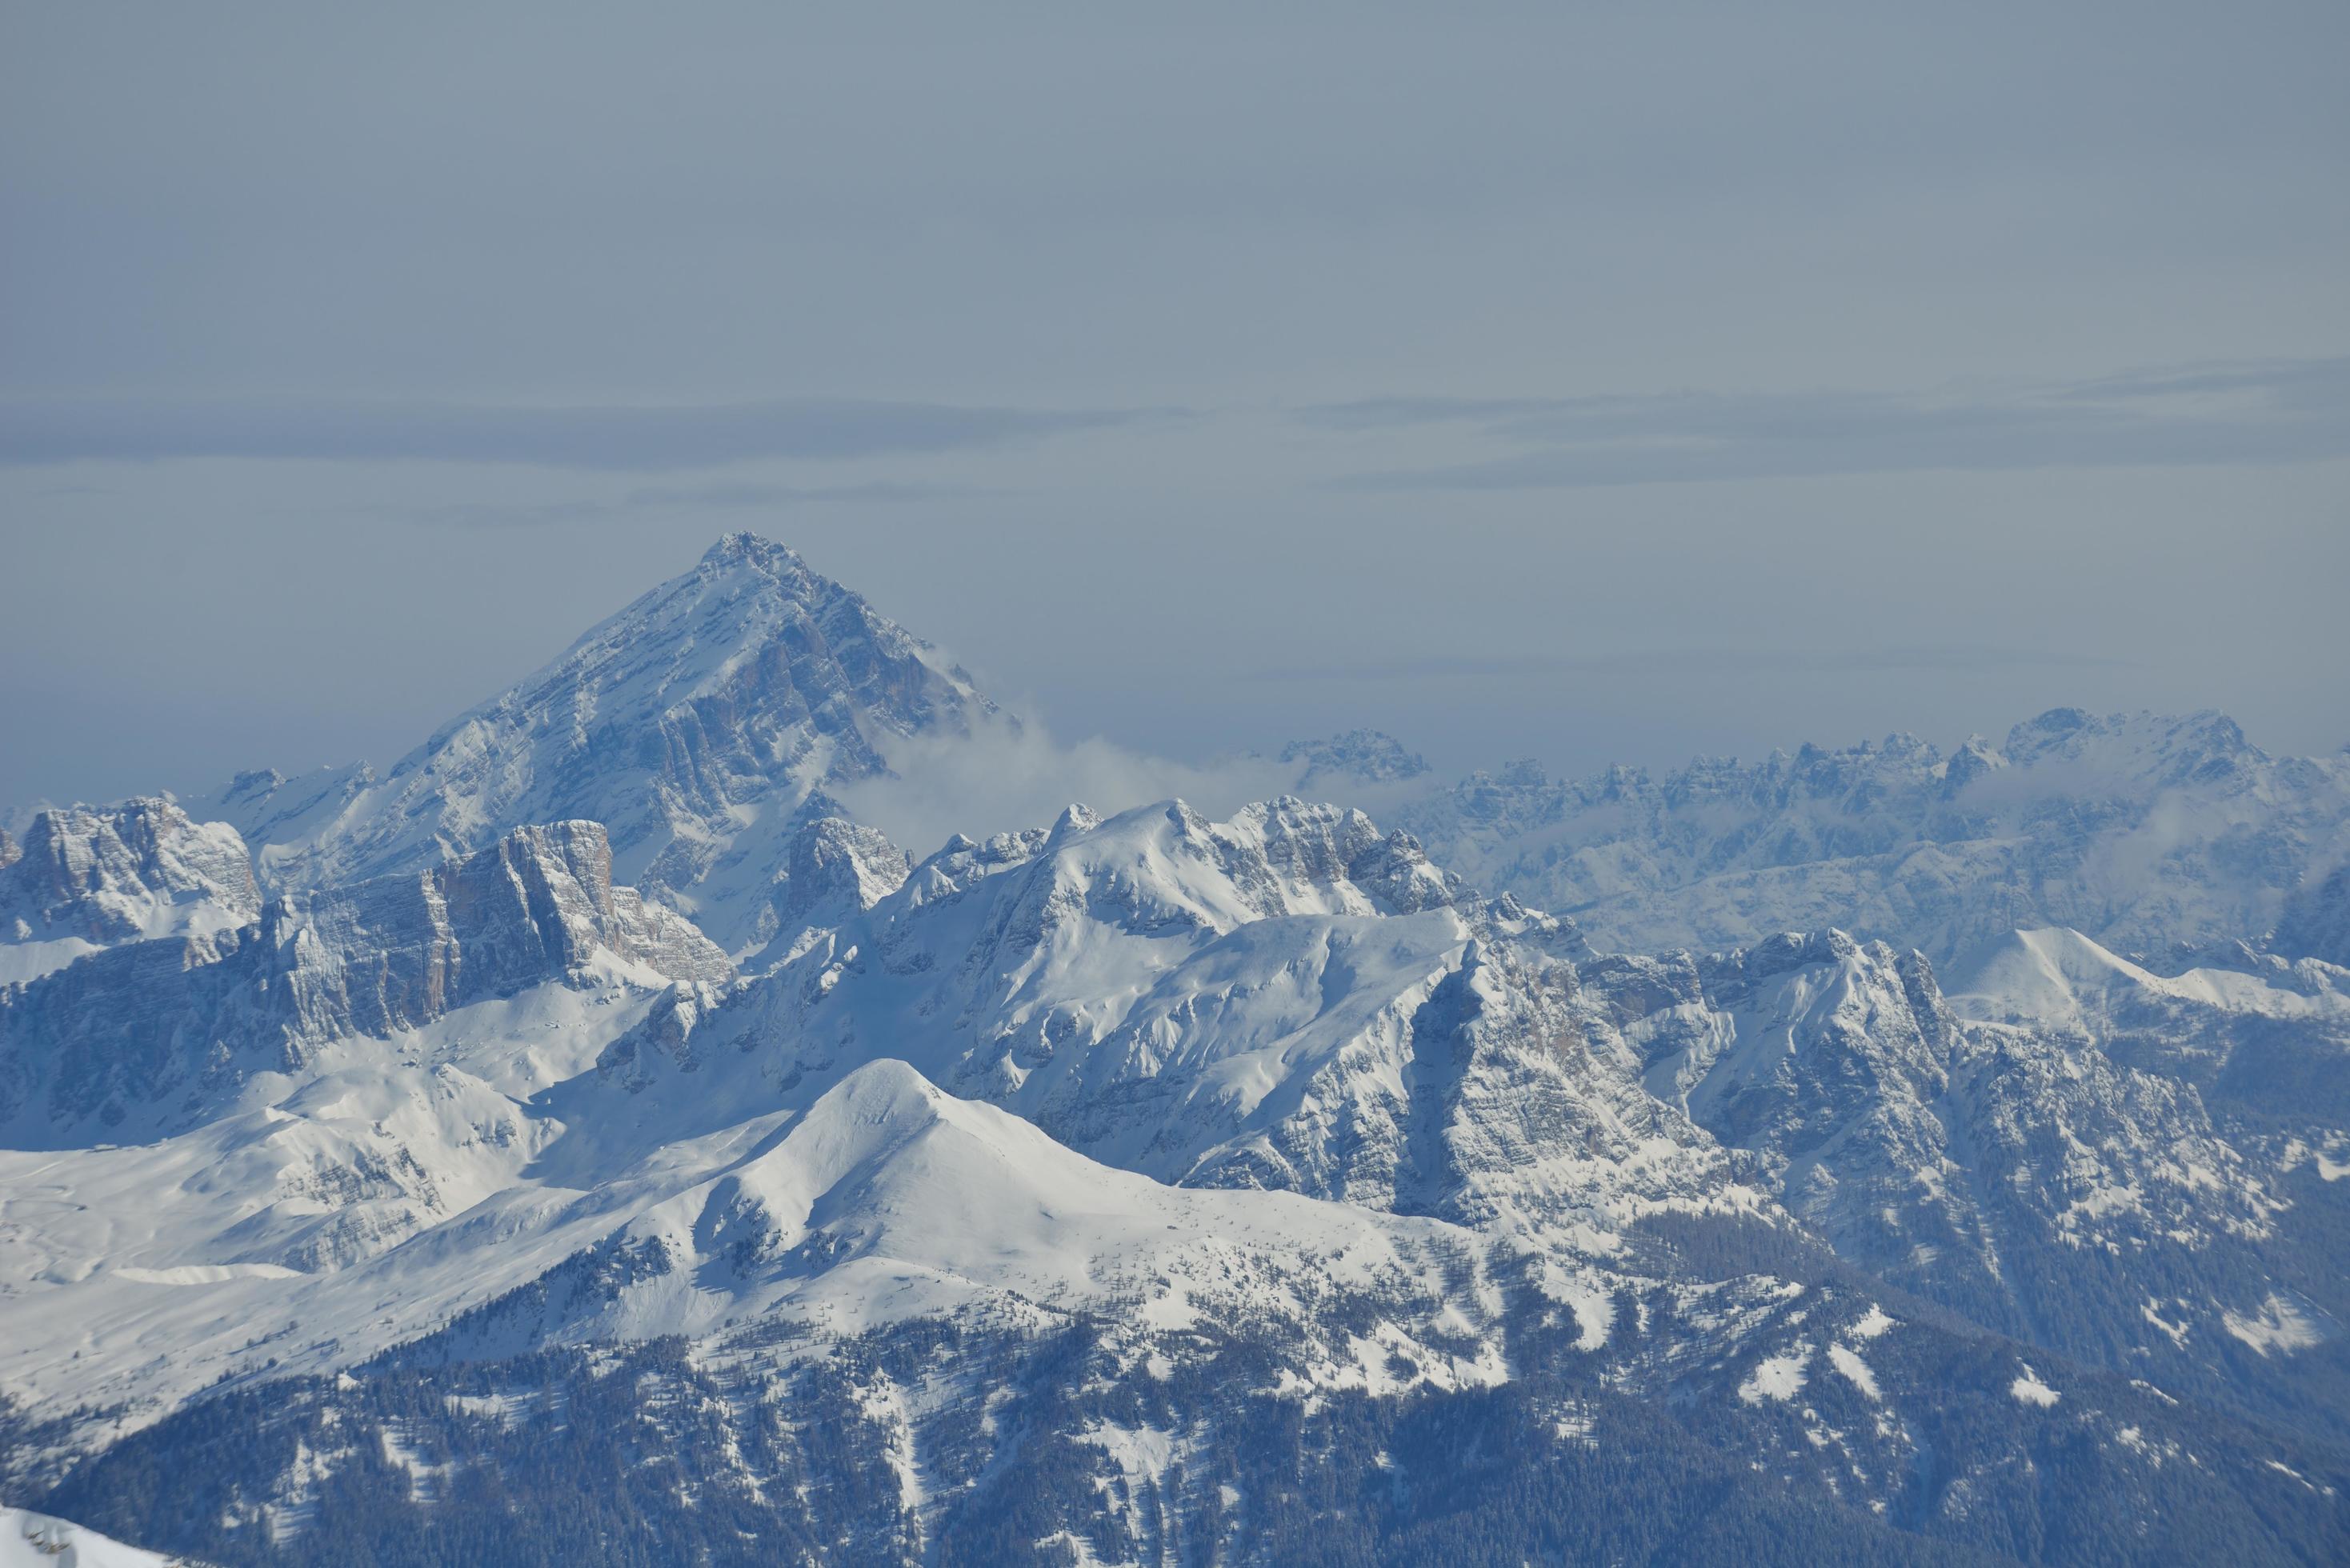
[221,536,1003,954]
[699,530,810,578]
[1280,729,1431,787]
[1999,706,2262,780]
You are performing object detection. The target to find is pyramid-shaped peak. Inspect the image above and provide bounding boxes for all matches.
[234,534,1003,953]
[699,531,809,577]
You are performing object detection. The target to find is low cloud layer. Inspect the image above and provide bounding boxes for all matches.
[831,719,1335,859]
[1253,644,2132,685]
[0,398,1146,471]
[13,357,2333,490]
[394,481,991,530]
[1314,356,2350,489]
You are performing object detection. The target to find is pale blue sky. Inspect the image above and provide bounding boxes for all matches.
[4,2,2346,806]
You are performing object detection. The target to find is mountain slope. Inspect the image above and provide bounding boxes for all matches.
[198,534,1003,953]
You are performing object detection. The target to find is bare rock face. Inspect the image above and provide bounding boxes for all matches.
[268,819,733,1044]
[0,798,259,982]
[0,820,730,1143]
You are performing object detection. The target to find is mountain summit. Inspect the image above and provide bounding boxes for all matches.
[206,534,1003,952]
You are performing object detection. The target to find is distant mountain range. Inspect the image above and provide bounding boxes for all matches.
[1387,707,2350,967]
[3,535,2345,1566]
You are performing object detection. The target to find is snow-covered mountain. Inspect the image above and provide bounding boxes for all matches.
[1387,709,2350,963]
[191,534,1005,954]
[1279,729,1432,791]
[0,799,258,986]
[3,536,2347,1566]
[605,795,1757,1251]
[7,803,2342,1559]
[1,819,729,1149]
[1618,924,2350,1439]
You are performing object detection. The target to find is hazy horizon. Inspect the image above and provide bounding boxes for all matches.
[5,522,2344,825]
[6,2,2347,808]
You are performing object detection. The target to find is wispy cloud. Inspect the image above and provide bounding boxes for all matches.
[833,717,1316,855]
[398,480,994,530]
[623,480,979,508]
[0,397,1155,471]
[1253,646,2132,683]
[1311,356,2350,489]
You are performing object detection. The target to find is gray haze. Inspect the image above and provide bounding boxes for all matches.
[4,2,2346,812]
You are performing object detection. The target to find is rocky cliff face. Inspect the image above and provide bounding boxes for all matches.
[0,798,258,984]
[0,819,729,1144]
[266,818,733,1040]
[750,811,913,966]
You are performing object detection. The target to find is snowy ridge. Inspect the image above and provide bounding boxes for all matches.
[0,1049,1518,1448]
[402,1057,1514,1372]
